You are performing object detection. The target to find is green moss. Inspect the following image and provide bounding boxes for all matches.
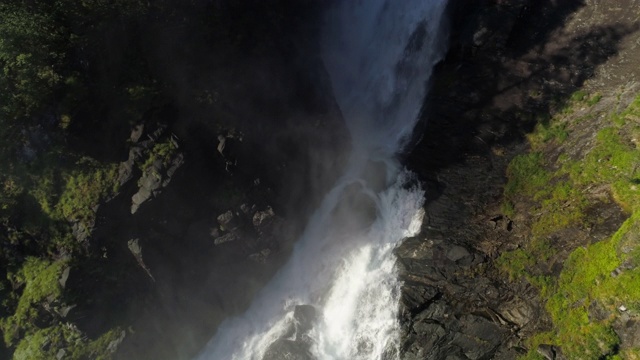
[13,324,121,360]
[501,201,515,217]
[504,152,550,199]
[505,93,640,359]
[1,257,66,346]
[56,162,119,222]
[140,139,177,172]
[571,90,589,102]
[29,168,60,218]
[531,181,588,237]
[587,93,602,106]
[496,248,534,281]
[528,121,569,148]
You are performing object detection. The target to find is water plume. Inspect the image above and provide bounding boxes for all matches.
[195,1,449,359]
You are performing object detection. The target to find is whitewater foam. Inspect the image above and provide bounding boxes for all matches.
[195,1,448,359]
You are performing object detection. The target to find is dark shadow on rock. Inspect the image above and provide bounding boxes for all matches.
[399,1,639,359]
[410,1,638,178]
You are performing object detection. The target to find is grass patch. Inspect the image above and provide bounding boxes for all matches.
[571,89,589,102]
[496,248,534,281]
[502,94,640,359]
[587,93,602,106]
[56,161,119,223]
[504,152,550,199]
[140,139,178,172]
[1,257,66,346]
[13,324,122,360]
[528,121,569,148]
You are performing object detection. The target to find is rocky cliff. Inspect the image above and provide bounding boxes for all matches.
[401,0,640,359]
[2,1,640,359]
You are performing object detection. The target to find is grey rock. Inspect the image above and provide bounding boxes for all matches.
[164,153,184,182]
[71,219,94,242]
[253,206,275,227]
[446,245,471,262]
[497,298,533,328]
[106,330,126,354]
[59,267,70,288]
[128,239,154,281]
[130,124,144,143]
[217,211,237,231]
[293,305,316,336]
[117,159,135,186]
[536,344,556,360]
[615,315,640,348]
[56,304,76,318]
[249,249,271,263]
[213,232,238,245]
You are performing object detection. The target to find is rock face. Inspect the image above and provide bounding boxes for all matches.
[262,305,317,360]
[401,0,640,358]
[122,126,184,214]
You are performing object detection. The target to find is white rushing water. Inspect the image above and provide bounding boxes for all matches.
[196,1,448,359]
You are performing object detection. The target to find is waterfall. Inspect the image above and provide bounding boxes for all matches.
[195,1,449,359]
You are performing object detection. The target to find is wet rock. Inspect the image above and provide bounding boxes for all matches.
[262,339,314,360]
[293,305,316,336]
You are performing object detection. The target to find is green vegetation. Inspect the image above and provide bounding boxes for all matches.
[503,152,550,199]
[499,93,640,359]
[12,324,122,360]
[0,1,154,357]
[56,162,119,222]
[140,139,178,172]
[1,258,66,346]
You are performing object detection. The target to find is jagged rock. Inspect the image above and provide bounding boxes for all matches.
[59,267,70,288]
[164,153,184,183]
[106,331,126,354]
[537,344,556,360]
[131,152,184,214]
[56,304,76,318]
[217,211,237,231]
[253,206,275,227]
[130,124,144,143]
[496,298,533,328]
[128,239,155,281]
[71,219,94,242]
[240,203,257,215]
[249,249,271,263]
[446,245,471,262]
[293,305,316,336]
[213,232,239,245]
[615,314,640,349]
